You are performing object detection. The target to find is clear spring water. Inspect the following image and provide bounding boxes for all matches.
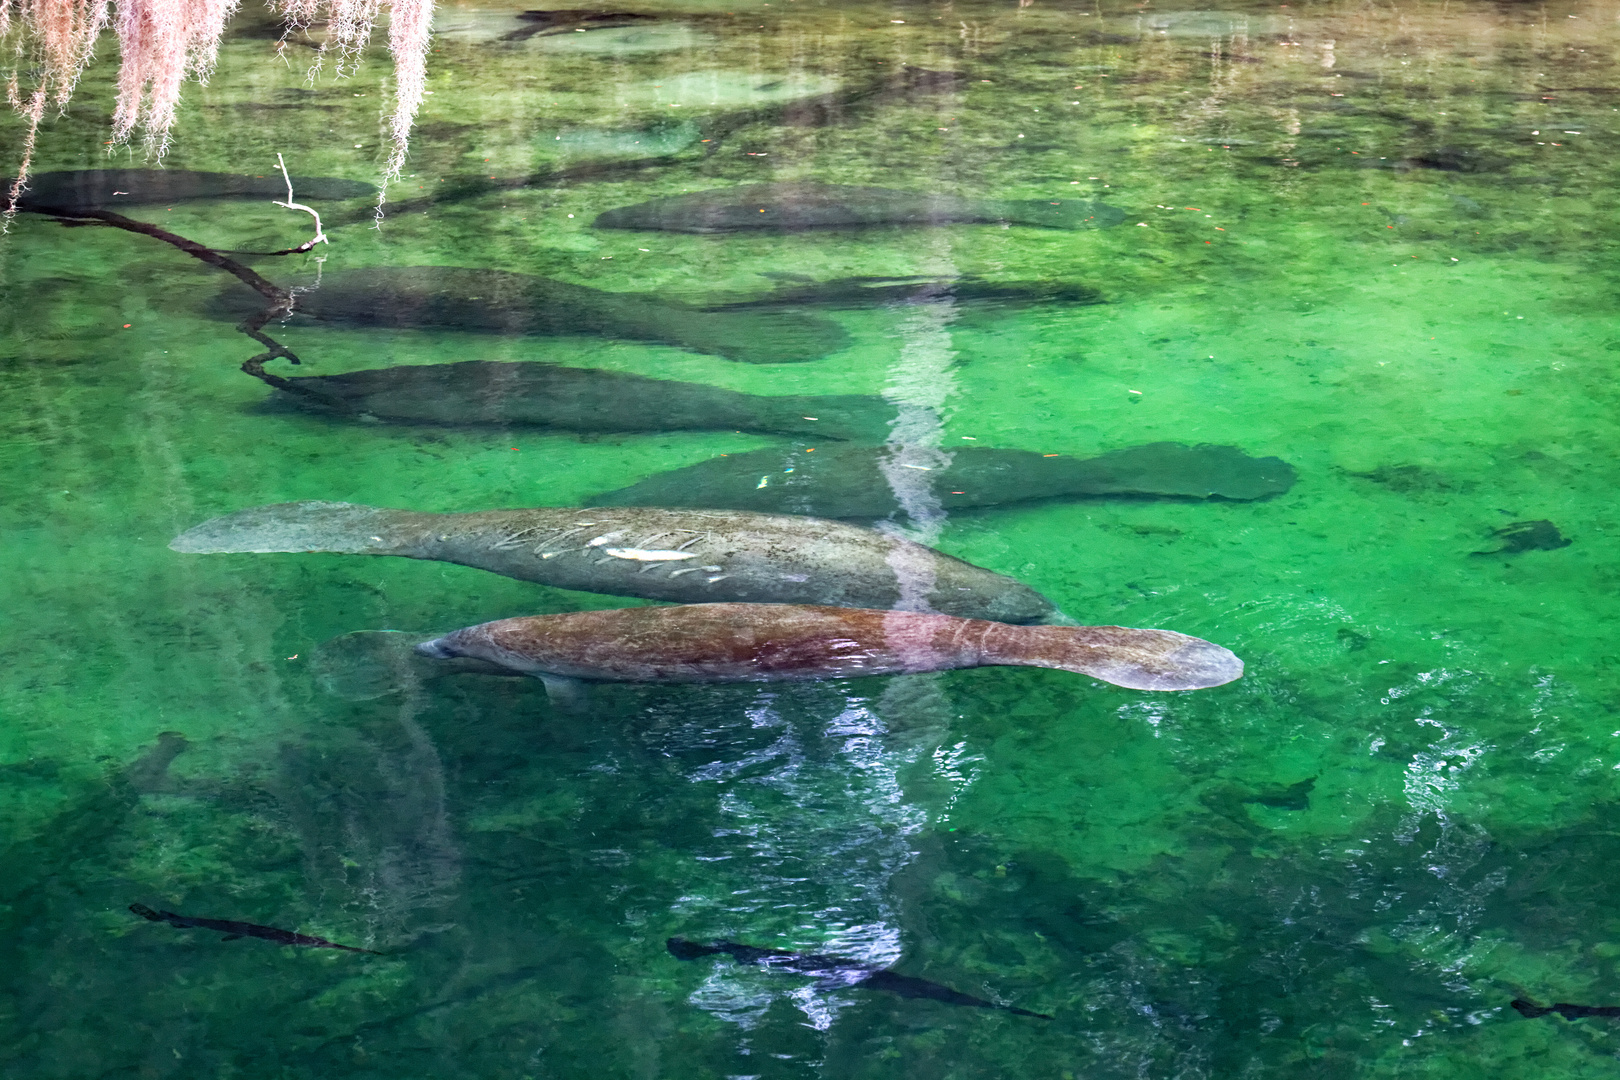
[5,0,1620,1075]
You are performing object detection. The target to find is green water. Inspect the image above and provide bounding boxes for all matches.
[6,0,1620,1075]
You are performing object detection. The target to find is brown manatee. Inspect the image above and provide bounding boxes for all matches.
[592,182,1125,233]
[591,442,1297,518]
[243,359,893,441]
[215,266,848,364]
[18,169,374,211]
[170,502,1060,623]
[415,604,1243,691]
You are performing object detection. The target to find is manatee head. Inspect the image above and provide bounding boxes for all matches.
[415,635,462,660]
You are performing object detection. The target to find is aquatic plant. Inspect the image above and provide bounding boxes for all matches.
[0,0,434,209]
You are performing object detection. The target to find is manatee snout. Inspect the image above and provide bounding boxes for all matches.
[414,636,461,660]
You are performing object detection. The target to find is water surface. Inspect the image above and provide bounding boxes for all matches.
[5,0,1620,1076]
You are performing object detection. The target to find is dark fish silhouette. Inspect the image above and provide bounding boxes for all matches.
[18,169,375,211]
[593,182,1125,233]
[215,267,848,364]
[1472,519,1571,556]
[243,359,891,440]
[417,603,1243,691]
[129,903,379,953]
[1512,998,1620,1020]
[667,938,1052,1019]
[700,274,1102,311]
[1243,776,1316,810]
[591,442,1297,518]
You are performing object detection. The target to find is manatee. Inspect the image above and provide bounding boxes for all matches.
[215,267,848,364]
[17,169,375,211]
[243,360,894,441]
[499,9,659,41]
[591,442,1298,518]
[551,119,701,158]
[699,275,1102,311]
[529,23,710,54]
[592,182,1126,233]
[170,502,1061,623]
[414,603,1244,691]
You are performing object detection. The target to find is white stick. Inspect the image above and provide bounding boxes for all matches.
[272,152,328,252]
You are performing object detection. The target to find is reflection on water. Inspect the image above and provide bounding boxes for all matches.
[7,0,1620,1075]
[664,688,930,1031]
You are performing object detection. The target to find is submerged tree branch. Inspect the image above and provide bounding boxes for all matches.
[40,206,306,365]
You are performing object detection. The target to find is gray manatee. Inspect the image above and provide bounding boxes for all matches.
[18,169,375,211]
[593,182,1125,233]
[592,442,1298,518]
[244,359,894,441]
[216,266,849,364]
[170,502,1058,623]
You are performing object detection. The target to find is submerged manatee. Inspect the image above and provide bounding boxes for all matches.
[215,267,849,364]
[592,442,1298,518]
[244,359,894,441]
[170,502,1060,623]
[699,274,1103,310]
[593,182,1125,233]
[415,603,1243,691]
[18,169,375,211]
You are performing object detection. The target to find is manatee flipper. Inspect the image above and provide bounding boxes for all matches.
[170,501,414,555]
[537,673,590,711]
[312,630,521,700]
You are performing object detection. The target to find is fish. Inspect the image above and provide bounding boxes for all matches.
[698,274,1102,310]
[242,359,894,441]
[414,603,1244,691]
[591,442,1298,519]
[592,182,1125,233]
[1243,776,1316,810]
[666,937,1052,1019]
[1472,519,1571,556]
[17,169,375,211]
[170,502,1061,623]
[128,903,380,953]
[214,266,848,364]
[1512,999,1620,1020]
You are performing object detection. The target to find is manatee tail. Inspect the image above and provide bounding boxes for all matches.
[170,502,412,555]
[990,624,1242,691]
